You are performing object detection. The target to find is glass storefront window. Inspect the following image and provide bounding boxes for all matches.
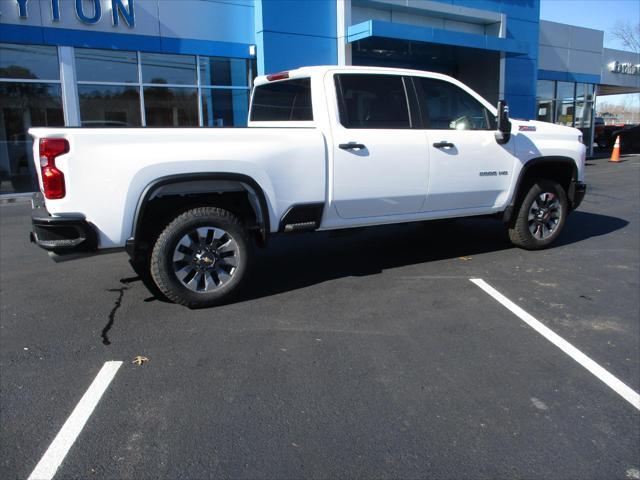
[536,80,555,122]
[201,89,249,127]
[537,79,596,150]
[1,44,252,195]
[556,81,575,101]
[144,87,198,126]
[576,84,595,143]
[79,85,141,127]
[555,81,575,127]
[537,100,554,123]
[75,48,138,84]
[199,57,248,87]
[574,100,593,129]
[0,43,59,80]
[0,83,64,193]
[141,53,196,85]
[1,42,63,194]
[536,80,555,100]
[555,100,575,126]
[576,83,595,102]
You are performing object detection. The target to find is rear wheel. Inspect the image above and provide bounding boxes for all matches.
[150,207,253,308]
[508,179,568,250]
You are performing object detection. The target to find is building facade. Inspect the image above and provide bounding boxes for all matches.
[1,0,638,195]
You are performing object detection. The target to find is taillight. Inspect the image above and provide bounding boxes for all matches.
[266,71,289,81]
[39,138,69,199]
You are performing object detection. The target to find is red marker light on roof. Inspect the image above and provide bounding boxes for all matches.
[266,71,289,81]
[39,138,69,199]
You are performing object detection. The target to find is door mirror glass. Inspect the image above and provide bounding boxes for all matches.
[497,100,511,133]
[495,100,511,144]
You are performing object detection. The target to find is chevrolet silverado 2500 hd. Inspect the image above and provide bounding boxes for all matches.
[29,66,586,307]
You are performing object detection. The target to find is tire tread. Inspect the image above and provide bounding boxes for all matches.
[150,207,251,307]
[508,179,568,250]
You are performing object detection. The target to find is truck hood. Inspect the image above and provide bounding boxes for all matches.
[509,118,587,184]
[511,119,583,140]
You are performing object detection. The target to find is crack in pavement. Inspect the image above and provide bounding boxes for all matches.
[101,285,130,345]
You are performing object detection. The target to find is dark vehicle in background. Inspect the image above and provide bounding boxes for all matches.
[593,117,604,146]
[595,120,628,149]
[594,116,604,131]
[612,125,640,153]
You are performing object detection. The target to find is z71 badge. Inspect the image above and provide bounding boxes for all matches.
[519,125,537,132]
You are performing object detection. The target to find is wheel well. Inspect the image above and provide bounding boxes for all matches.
[504,157,577,224]
[128,177,269,262]
[522,161,575,192]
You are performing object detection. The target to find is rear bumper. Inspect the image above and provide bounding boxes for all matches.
[30,194,97,253]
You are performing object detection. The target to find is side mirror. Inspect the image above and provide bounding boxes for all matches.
[495,100,511,145]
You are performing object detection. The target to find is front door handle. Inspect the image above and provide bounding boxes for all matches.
[339,143,366,150]
[433,141,455,148]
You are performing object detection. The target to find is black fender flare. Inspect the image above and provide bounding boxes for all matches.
[502,156,578,224]
[126,173,271,258]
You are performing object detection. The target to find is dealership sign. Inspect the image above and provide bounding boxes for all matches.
[12,0,135,27]
[607,61,640,76]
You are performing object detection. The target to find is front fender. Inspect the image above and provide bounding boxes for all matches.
[502,155,581,224]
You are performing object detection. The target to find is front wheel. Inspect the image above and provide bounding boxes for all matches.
[150,207,253,308]
[508,179,568,250]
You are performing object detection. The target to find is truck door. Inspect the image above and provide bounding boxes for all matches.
[413,77,516,212]
[330,73,429,219]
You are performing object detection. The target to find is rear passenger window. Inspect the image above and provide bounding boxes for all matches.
[335,74,411,129]
[416,77,496,130]
[250,78,313,121]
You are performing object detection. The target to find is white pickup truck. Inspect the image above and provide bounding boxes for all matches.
[29,66,586,307]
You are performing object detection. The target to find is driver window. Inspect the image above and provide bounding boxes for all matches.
[417,77,496,131]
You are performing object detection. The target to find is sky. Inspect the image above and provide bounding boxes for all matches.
[540,0,640,109]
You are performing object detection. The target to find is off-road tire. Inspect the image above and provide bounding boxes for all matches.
[508,179,568,250]
[150,207,253,308]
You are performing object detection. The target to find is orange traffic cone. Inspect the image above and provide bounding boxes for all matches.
[609,135,621,162]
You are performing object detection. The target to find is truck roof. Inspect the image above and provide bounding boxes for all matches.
[252,65,497,114]
[253,65,459,87]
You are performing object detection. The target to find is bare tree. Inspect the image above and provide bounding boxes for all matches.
[610,21,640,53]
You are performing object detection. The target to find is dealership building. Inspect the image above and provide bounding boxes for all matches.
[1,0,639,195]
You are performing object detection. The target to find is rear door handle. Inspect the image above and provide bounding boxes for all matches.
[339,143,366,150]
[433,141,455,148]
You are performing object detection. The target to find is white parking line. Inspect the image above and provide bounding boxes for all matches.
[28,361,123,480]
[470,278,640,411]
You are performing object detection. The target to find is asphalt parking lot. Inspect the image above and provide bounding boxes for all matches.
[1,156,639,480]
